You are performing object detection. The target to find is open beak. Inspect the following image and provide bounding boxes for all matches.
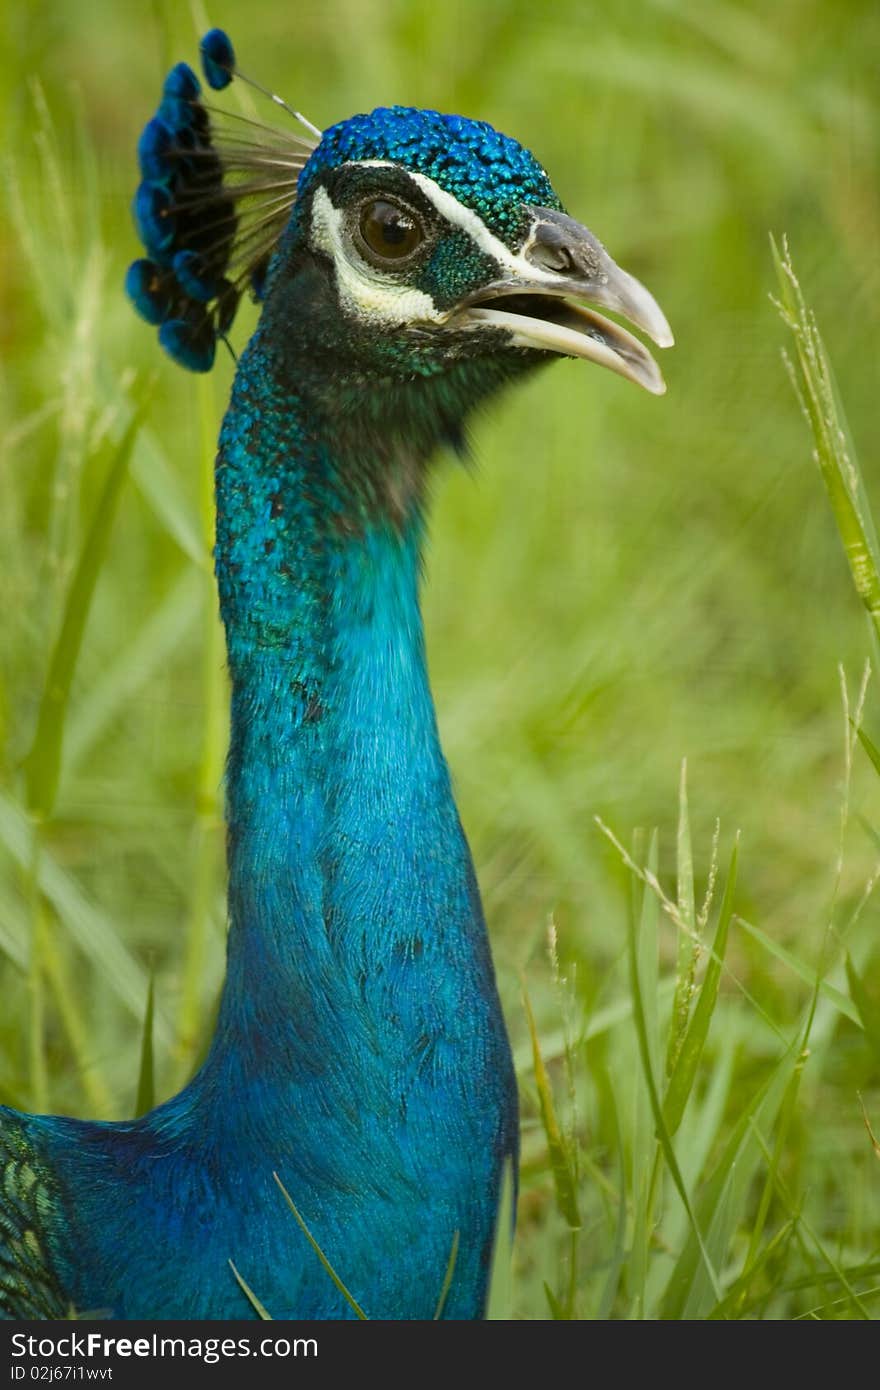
[450,207,673,395]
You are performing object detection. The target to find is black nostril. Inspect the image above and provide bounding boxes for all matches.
[528,225,575,275]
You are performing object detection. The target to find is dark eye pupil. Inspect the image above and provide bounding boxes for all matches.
[360,200,423,260]
[382,215,409,245]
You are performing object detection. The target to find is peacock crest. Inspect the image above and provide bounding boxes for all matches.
[127,29,319,372]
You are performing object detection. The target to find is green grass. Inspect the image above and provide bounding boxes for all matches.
[1,0,879,1319]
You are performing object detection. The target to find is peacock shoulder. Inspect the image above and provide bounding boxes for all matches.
[0,1108,69,1320]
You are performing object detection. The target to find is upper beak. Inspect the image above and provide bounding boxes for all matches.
[449,207,674,395]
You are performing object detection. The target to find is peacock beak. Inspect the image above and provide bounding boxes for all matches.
[450,207,674,395]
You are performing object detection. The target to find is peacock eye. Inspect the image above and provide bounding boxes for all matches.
[358,199,424,262]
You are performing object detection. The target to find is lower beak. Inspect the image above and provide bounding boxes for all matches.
[449,207,674,395]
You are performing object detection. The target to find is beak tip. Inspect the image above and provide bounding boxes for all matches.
[645,310,674,350]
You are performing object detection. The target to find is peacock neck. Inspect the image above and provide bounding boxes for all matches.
[201,336,479,1094]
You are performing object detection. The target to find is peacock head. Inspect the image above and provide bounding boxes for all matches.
[127,29,672,396]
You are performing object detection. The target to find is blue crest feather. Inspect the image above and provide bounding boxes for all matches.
[200,29,236,91]
[159,317,217,372]
[163,62,201,102]
[126,30,309,371]
[124,259,172,325]
[136,118,173,182]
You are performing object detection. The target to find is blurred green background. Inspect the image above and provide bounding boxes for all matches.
[1,0,878,1318]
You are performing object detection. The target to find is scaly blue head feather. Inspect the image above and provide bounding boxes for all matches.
[297,106,561,241]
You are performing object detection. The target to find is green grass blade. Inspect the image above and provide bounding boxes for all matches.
[635,831,661,1084]
[626,835,722,1307]
[674,1027,736,1196]
[130,426,208,568]
[738,917,859,1025]
[854,724,880,781]
[780,1259,880,1299]
[543,1281,565,1318]
[273,1172,368,1320]
[512,978,678,1072]
[0,885,28,970]
[41,942,113,1117]
[666,759,699,1077]
[523,986,580,1229]
[0,791,170,1043]
[736,1049,808,1308]
[432,1229,460,1320]
[229,1261,273,1320]
[628,827,659,1312]
[660,1034,801,1319]
[595,1071,628,1320]
[858,1095,880,1159]
[134,969,155,1119]
[663,838,738,1135]
[846,954,880,1064]
[175,372,228,1071]
[65,569,202,771]
[746,1113,872,1320]
[706,1219,796,1319]
[485,1158,515,1320]
[772,234,880,640]
[22,408,144,819]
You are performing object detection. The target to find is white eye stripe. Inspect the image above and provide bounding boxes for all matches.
[356,161,563,291]
[309,185,443,325]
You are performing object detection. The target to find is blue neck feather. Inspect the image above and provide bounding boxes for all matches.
[25,327,517,1319]
[209,333,465,1076]
[140,330,520,1314]
[17,309,518,1320]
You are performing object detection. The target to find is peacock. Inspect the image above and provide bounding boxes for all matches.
[0,30,671,1320]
